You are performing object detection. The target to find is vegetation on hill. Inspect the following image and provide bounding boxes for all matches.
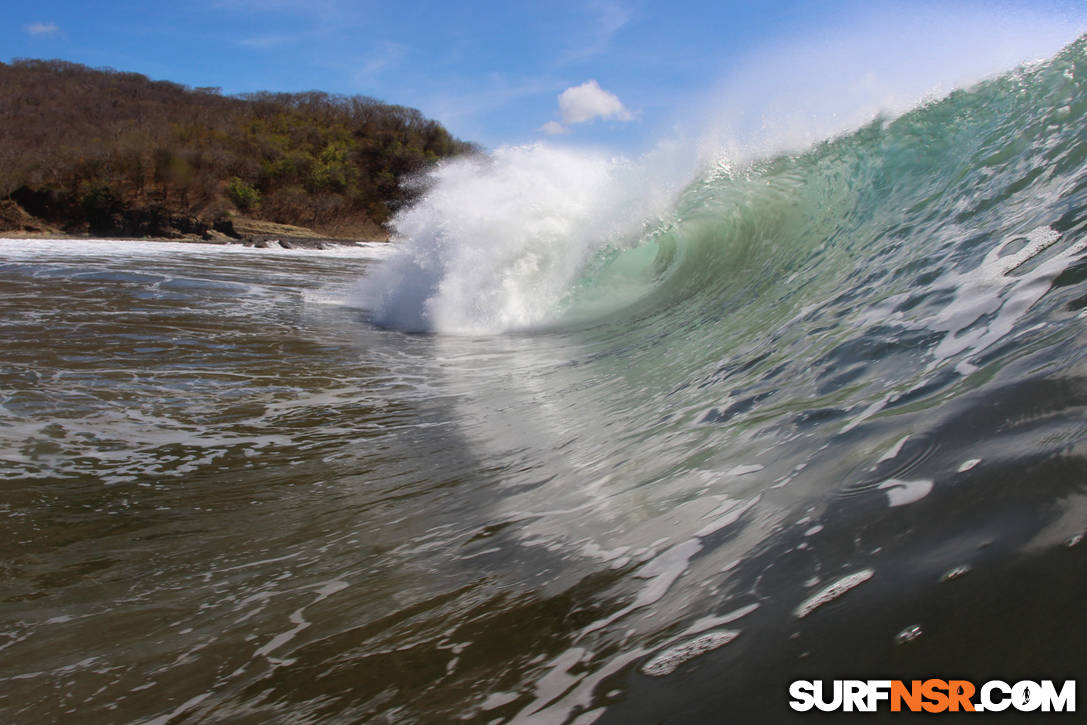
[0,59,479,239]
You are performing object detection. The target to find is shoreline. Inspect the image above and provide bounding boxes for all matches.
[1,204,389,249]
[0,234,388,251]
[0,228,389,251]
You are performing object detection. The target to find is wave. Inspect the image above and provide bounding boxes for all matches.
[356,34,1087,340]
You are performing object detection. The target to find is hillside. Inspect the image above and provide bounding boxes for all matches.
[0,59,479,240]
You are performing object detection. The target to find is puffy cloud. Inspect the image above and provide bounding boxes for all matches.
[26,22,60,36]
[538,80,633,136]
[558,80,633,125]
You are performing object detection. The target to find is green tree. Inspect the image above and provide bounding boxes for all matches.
[227,177,260,212]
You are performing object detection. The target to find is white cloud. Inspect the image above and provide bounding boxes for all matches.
[539,120,570,135]
[558,80,633,125]
[26,21,59,36]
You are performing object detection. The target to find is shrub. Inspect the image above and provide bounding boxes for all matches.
[227,177,260,212]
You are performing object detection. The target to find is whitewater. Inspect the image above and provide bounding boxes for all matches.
[3,33,1087,725]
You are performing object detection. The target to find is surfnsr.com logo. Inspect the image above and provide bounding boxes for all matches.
[789,679,1075,713]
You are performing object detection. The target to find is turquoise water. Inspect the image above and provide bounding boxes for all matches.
[2,37,1087,724]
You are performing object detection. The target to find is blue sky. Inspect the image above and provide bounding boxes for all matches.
[6,1,1087,151]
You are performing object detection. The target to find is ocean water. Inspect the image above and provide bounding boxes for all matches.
[3,37,1087,724]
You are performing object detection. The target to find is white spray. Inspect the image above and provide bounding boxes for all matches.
[353,142,691,334]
